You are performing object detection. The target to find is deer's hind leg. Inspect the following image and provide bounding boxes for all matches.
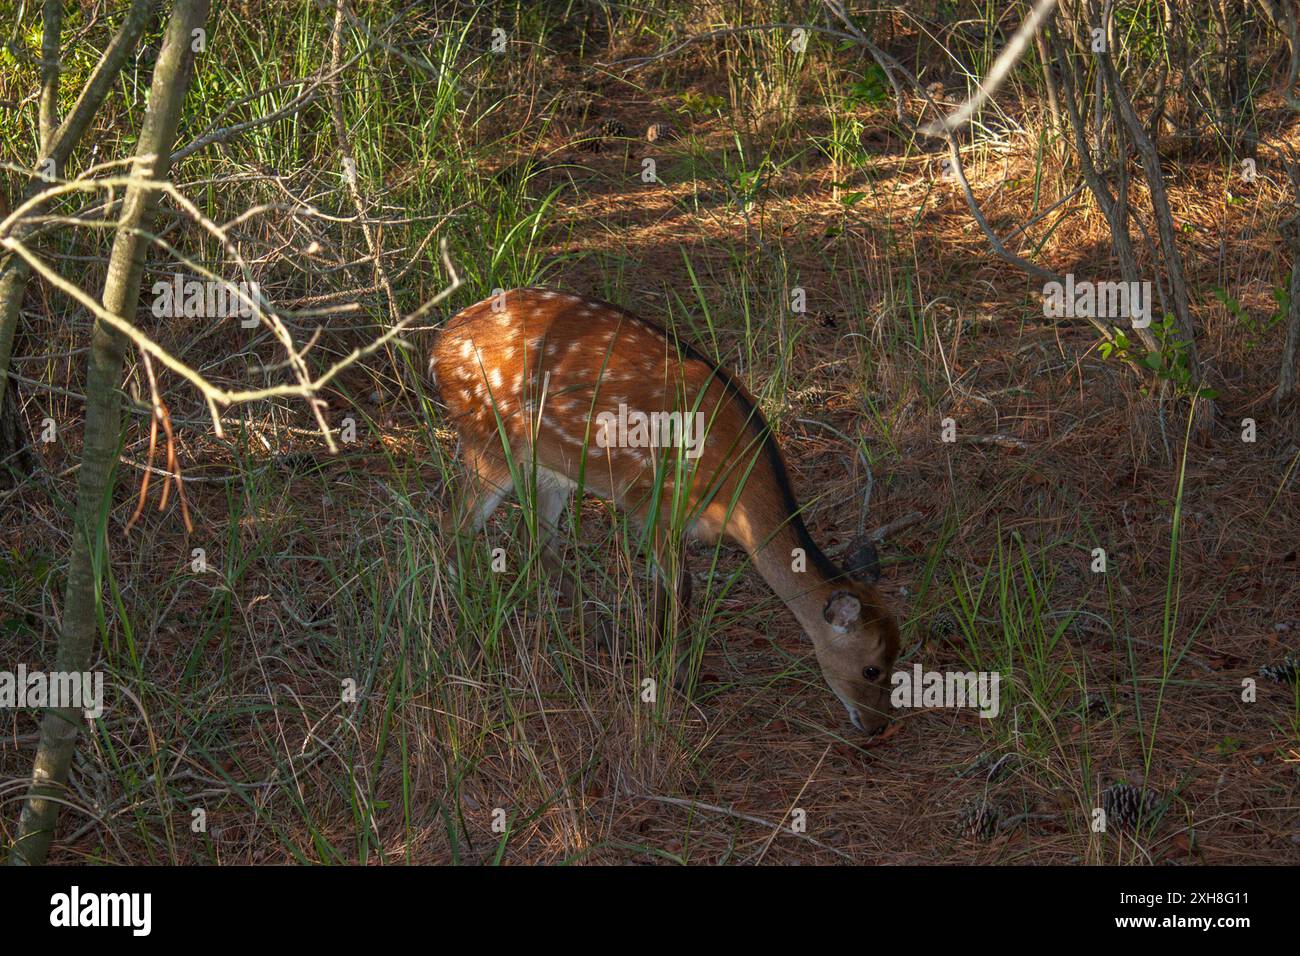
[448,447,514,539]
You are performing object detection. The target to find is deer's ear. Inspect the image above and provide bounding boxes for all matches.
[823,590,862,632]
[842,535,881,583]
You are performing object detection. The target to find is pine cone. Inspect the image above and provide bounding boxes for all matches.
[645,120,676,143]
[956,797,1000,841]
[578,119,627,153]
[1102,782,1149,832]
[1259,654,1300,684]
[1079,693,1110,719]
[927,611,958,641]
[546,88,594,118]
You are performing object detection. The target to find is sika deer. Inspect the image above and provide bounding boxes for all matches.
[430,289,899,733]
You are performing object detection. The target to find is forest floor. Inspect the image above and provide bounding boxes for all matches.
[1,5,1299,864]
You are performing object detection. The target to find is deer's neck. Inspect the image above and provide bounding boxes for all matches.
[735,505,838,646]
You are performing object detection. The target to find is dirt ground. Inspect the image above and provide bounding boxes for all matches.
[2,6,1299,864]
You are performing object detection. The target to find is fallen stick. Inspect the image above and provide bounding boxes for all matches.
[636,794,855,861]
[868,510,925,542]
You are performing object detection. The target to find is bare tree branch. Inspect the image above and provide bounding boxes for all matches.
[822,0,1065,285]
[919,0,1059,136]
[326,0,401,331]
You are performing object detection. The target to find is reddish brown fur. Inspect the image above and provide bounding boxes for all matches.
[432,288,899,731]
[433,289,762,530]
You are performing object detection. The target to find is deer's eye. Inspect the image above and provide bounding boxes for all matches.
[863,666,881,681]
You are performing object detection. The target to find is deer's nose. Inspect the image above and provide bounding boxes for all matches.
[861,716,888,736]
[848,705,889,736]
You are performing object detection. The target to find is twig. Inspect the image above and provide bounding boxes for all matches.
[868,510,925,543]
[1,171,462,451]
[959,433,1029,449]
[328,0,400,329]
[753,744,833,863]
[636,794,854,860]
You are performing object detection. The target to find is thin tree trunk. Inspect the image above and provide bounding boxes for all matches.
[1088,1,1213,438]
[1279,204,1300,408]
[1279,259,1300,408]
[1034,25,1062,136]
[8,0,210,866]
[38,0,63,148]
[0,0,63,482]
[1052,27,1158,355]
[1258,0,1300,109]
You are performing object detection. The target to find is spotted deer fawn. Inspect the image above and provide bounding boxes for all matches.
[430,289,899,733]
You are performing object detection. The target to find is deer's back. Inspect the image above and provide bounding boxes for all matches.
[432,288,787,537]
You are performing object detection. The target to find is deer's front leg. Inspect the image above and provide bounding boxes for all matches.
[651,533,694,687]
[531,472,616,654]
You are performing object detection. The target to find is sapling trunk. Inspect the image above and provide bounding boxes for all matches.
[8,0,210,866]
